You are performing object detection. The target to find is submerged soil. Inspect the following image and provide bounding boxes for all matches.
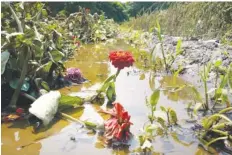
[1,39,229,155]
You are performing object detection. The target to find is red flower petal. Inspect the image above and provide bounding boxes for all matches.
[16,108,24,115]
[109,51,135,70]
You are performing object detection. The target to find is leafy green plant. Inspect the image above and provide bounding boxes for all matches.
[155,20,168,73]
[199,62,212,110]
[160,106,178,126]
[149,20,184,74]
[197,108,232,149]
[1,2,118,108]
[147,89,160,123]
[206,62,232,108]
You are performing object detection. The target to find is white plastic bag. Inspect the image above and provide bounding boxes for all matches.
[29,91,61,126]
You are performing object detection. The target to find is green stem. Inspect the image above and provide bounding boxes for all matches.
[114,69,121,81]
[219,107,232,114]
[8,3,23,33]
[9,47,30,108]
[215,70,218,88]
[203,66,209,110]
[161,42,168,73]
[167,111,170,126]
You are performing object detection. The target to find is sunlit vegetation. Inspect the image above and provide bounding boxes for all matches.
[1,2,232,155]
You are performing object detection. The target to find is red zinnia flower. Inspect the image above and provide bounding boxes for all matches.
[109,51,135,70]
[101,102,133,141]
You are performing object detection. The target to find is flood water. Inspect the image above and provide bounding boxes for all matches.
[1,40,220,155]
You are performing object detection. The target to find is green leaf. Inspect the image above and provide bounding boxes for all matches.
[42,9,48,17]
[149,73,155,90]
[3,32,24,42]
[150,89,160,107]
[9,78,30,91]
[219,74,228,89]
[156,19,162,42]
[138,135,145,146]
[106,82,116,102]
[49,50,64,62]
[59,94,83,111]
[145,124,158,135]
[218,107,232,114]
[171,132,193,146]
[43,62,53,72]
[160,106,166,112]
[139,73,145,80]
[194,102,203,115]
[214,59,222,67]
[205,136,227,147]
[83,121,97,129]
[157,117,167,129]
[168,108,178,124]
[99,74,115,92]
[176,39,183,55]
[207,114,232,125]
[41,81,50,91]
[227,64,232,89]
[189,85,202,102]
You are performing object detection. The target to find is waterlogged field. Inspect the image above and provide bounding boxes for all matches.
[2,40,226,155]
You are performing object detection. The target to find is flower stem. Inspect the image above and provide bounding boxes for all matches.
[114,69,121,81]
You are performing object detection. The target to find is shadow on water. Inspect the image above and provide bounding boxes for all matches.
[1,40,221,155]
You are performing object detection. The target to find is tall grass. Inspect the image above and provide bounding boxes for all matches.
[122,2,232,39]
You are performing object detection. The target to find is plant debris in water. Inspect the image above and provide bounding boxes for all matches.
[99,102,133,146]
[64,68,87,84]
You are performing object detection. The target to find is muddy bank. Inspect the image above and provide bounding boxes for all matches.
[148,34,232,84]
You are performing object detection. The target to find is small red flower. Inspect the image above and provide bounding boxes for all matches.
[109,51,135,70]
[72,36,76,40]
[16,108,24,115]
[85,8,90,13]
[75,41,81,47]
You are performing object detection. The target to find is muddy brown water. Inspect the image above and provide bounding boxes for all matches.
[2,40,220,155]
